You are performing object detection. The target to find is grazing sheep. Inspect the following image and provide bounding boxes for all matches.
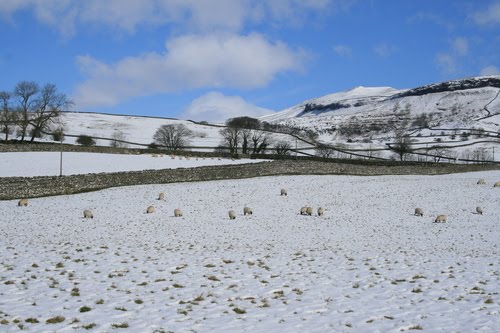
[243,207,253,216]
[18,198,28,206]
[228,210,236,220]
[414,208,424,217]
[300,207,308,215]
[434,214,447,223]
[494,182,500,188]
[280,188,287,196]
[174,208,183,217]
[158,192,165,201]
[477,179,486,185]
[306,207,313,216]
[83,209,93,219]
[476,206,483,215]
[146,206,155,214]
[317,207,325,216]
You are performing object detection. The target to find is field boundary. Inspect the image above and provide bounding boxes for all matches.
[1,160,498,200]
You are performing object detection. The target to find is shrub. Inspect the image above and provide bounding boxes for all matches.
[76,135,95,146]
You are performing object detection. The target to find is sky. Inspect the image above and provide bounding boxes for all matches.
[0,0,499,122]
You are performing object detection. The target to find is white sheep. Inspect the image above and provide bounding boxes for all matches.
[317,207,325,216]
[243,207,253,216]
[146,206,155,214]
[414,208,424,217]
[300,207,308,215]
[228,210,236,220]
[18,198,28,206]
[434,214,447,223]
[280,188,287,196]
[174,208,183,217]
[477,179,486,185]
[306,207,313,216]
[83,209,93,219]
[476,206,483,215]
[158,192,165,201]
[494,182,500,188]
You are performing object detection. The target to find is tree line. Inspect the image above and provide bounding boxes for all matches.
[0,81,72,142]
[152,116,309,155]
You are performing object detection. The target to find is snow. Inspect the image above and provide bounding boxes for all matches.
[41,112,314,151]
[1,171,499,332]
[0,152,267,177]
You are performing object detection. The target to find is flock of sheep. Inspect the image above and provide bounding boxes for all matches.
[413,178,497,223]
[15,179,500,222]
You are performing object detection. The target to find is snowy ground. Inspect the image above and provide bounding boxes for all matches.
[0,152,267,177]
[1,172,499,332]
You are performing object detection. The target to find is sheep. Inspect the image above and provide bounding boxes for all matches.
[477,179,486,185]
[228,210,236,220]
[146,206,155,214]
[83,209,93,219]
[414,208,424,217]
[476,206,483,215]
[18,198,28,206]
[317,207,325,216]
[174,208,183,217]
[306,207,313,216]
[300,207,308,215]
[494,182,500,188]
[434,214,447,223]
[280,188,287,196]
[243,207,253,216]
[158,192,165,201]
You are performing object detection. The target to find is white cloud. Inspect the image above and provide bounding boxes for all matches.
[0,0,341,36]
[480,65,500,76]
[435,53,457,74]
[473,2,500,26]
[407,12,455,31]
[181,91,274,123]
[333,45,352,57]
[374,43,398,57]
[73,33,305,108]
[451,37,468,56]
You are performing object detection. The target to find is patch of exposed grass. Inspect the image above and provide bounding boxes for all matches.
[233,307,246,314]
[82,323,96,330]
[79,306,91,313]
[111,322,129,329]
[46,316,65,324]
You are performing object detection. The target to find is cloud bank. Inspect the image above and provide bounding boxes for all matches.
[73,33,305,108]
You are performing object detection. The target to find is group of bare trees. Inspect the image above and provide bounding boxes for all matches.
[0,81,72,142]
[218,117,274,155]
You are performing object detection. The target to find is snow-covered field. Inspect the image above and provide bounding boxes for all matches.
[1,171,499,332]
[0,152,267,177]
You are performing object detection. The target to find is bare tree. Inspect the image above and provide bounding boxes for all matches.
[0,91,18,141]
[13,81,39,142]
[29,83,72,142]
[274,140,292,155]
[315,143,335,158]
[153,124,193,151]
[390,120,413,161]
[250,131,269,154]
[109,130,128,148]
[219,127,241,154]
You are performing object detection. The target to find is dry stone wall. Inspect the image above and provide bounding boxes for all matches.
[1,160,497,200]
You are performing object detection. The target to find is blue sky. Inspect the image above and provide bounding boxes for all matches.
[1,0,499,122]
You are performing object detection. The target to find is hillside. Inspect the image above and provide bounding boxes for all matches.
[262,76,500,162]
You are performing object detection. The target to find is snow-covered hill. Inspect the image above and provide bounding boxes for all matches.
[261,76,500,161]
[50,112,313,151]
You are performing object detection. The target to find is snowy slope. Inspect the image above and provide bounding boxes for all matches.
[260,76,500,161]
[50,112,313,151]
[1,172,499,332]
